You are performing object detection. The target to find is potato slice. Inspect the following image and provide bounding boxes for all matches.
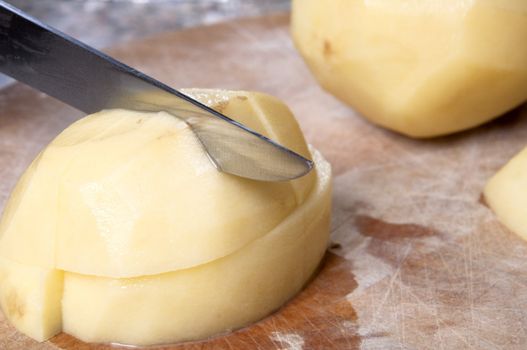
[0,257,63,341]
[0,90,316,277]
[291,0,527,137]
[62,149,331,346]
[485,148,527,241]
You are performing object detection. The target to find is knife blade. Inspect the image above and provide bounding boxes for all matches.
[0,1,313,181]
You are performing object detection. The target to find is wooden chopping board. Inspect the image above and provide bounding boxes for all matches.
[1,13,527,350]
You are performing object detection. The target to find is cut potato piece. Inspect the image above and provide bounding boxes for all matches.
[0,257,63,341]
[485,148,527,241]
[0,89,331,345]
[291,0,527,137]
[0,90,316,278]
[62,150,331,346]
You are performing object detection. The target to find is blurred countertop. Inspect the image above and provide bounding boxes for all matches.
[1,0,291,87]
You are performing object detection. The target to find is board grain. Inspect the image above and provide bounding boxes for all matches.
[1,13,527,350]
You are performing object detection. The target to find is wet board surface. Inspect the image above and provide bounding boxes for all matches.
[1,13,527,350]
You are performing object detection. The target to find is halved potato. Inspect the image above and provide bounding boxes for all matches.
[0,89,331,345]
[0,90,316,278]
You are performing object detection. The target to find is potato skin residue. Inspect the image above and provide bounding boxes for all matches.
[5,289,25,319]
[213,100,230,113]
[323,39,333,58]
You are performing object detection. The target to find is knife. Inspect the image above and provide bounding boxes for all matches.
[0,1,313,181]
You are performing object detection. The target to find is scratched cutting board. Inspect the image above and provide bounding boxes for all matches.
[1,13,527,350]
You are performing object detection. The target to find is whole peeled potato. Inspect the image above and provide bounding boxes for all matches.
[0,89,332,345]
[291,0,527,137]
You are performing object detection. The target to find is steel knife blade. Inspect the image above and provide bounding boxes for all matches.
[0,1,313,181]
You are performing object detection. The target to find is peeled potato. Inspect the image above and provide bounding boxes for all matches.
[291,0,527,137]
[0,89,331,345]
[62,150,330,346]
[0,257,63,342]
[485,148,527,241]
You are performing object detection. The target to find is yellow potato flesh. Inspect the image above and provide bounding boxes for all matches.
[62,150,331,346]
[485,148,527,241]
[291,0,527,137]
[0,257,63,342]
[0,90,315,277]
[0,89,330,344]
